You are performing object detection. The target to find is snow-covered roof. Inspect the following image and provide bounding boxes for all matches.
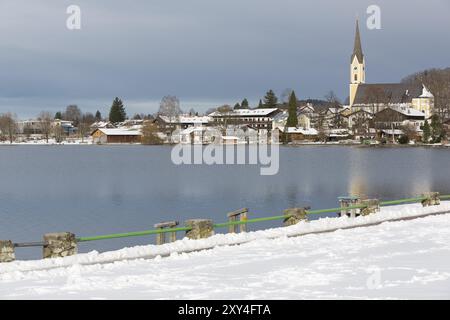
[95,128,141,136]
[91,121,113,128]
[159,115,212,124]
[391,106,425,117]
[419,85,434,99]
[210,108,279,117]
[280,127,318,135]
[180,127,218,134]
[382,129,404,135]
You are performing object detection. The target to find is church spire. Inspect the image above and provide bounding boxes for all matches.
[351,19,364,63]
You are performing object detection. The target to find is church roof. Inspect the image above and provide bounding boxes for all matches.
[353,83,424,105]
[351,20,364,63]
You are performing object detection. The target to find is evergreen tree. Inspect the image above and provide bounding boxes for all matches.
[109,97,126,124]
[258,99,263,108]
[263,90,278,108]
[241,98,249,109]
[233,103,241,110]
[430,114,443,143]
[54,111,62,119]
[286,91,298,128]
[422,120,431,143]
[95,110,102,121]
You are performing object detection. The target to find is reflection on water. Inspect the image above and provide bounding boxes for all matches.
[348,150,369,198]
[0,145,449,260]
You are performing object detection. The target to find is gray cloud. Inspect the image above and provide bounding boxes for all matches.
[0,0,449,118]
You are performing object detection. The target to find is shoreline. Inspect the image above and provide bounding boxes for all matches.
[1,142,449,149]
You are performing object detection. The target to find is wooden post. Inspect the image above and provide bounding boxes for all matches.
[421,192,440,207]
[43,232,77,259]
[227,208,249,233]
[360,199,380,216]
[338,196,360,217]
[153,221,179,245]
[185,219,214,240]
[283,208,307,226]
[0,240,15,263]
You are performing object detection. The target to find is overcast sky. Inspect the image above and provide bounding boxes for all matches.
[0,0,449,118]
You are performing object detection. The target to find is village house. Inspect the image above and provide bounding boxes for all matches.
[372,106,425,141]
[53,119,77,135]
[272,108,315,131]
[17,120,43,135]
[178,126,219,144]
[91,128,142,144]
[274,126,318,143]
[209,108,281,132]
[154,115,211,136]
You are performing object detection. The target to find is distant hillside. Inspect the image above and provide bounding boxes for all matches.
[277,99,334,111]
[402,67,450,118]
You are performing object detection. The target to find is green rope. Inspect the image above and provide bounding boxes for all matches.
[214,215,290,228]
[76,194,450,243]
[77,226,191,242]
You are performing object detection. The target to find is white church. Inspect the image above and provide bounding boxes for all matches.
[348,20,434,119]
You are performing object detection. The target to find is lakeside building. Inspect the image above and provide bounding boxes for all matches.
[91,128,142,144]
[17,119,76,135]
[373,106,425,129]
[348,20,434,118]
[154,115,212,136]
[274,127,318,143]
[209,108,281,131]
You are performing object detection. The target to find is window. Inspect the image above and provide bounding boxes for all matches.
[354,74,358,81]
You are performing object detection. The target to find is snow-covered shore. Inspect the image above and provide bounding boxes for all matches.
[1,202,450,299]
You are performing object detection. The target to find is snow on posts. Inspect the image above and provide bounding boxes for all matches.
[43,232,77,259]
[338,196,361,218]
[185,219,214,240]
[0,240,15,263]
[283,208,308,226]
[153,221,179,245]
[227,208,248,233]
[421,192,440,207]
[360,199,380,216]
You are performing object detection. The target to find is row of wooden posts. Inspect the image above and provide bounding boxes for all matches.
[0,192,442,263]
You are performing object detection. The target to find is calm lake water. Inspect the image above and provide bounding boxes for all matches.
[1,145,450,260]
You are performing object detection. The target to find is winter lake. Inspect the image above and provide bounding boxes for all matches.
[1,145,450,260]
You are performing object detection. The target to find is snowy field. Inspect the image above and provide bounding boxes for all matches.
[1,202,450,299]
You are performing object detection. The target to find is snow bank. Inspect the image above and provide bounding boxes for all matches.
[1,202,450,299]
[2,202,450,275]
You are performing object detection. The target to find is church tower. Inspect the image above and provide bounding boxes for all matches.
[349,19,365,107]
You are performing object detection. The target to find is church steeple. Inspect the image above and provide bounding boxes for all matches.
[351,19,364,63]
[349,19,365,107]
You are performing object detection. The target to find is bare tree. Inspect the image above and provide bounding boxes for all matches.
[401,123,418,142]
[64,105,82,126]
[324,91,343,129]
[158,95,182,142]
[53,125,65,143]
[0,113,18,144]
[38,111,53,143]
[142,121,163,145]
[77,113,95,142]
